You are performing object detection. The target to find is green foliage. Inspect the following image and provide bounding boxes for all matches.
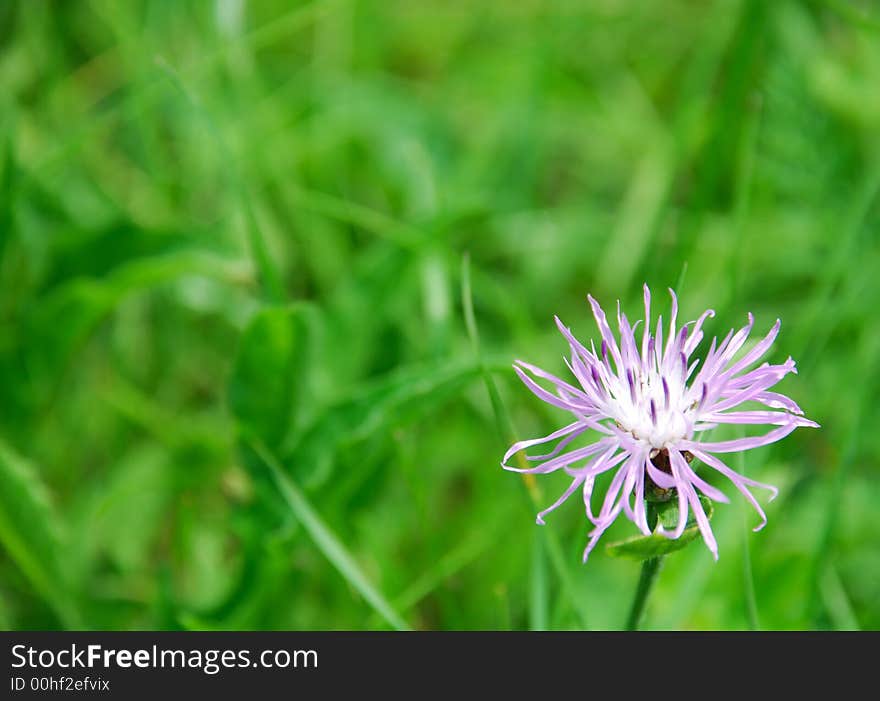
[0,441,79,628]
[0,0,878,631]
[286,358,489,487]
[249,441,410,631]
[229,305,312,449]
[606,497,715,561]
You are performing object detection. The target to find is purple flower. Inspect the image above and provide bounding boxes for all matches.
[502,286,818,562]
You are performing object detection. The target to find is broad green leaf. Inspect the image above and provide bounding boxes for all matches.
[228,305,313,449]
[606,495,715,561]
[0,440,79,627]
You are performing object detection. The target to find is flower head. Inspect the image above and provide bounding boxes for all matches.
[502,285,818,562]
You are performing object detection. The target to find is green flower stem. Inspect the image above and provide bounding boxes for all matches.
[626,556,664,631]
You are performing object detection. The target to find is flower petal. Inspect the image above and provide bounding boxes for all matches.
[536,475,586,525]
[702,410,819,428]
[515,361,592,405]
[503,438,613,474]
[719,319,780,380]
[751,390,804,415]
[502,421,586,464]
[582,447,629,521]
[681,421,803,454]
[685,479,718,560]
[588,294,624,373]
[683,308,715,356]
[671,448,729,504]
[689,448,777,531]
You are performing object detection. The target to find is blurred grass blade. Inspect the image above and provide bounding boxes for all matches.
[290,358,498,487]
[809,333,880,623]
[392,524,500,614]
[250,440,411,631]
[287,185,422,249]
[596,141,673,293]
[28,251,250,391]
[240,190,285,303]
[229,305,314,449]
[0,440,80,628]
[822,0,880,31]
[796,163,880,367]
[461,252,515,442]
[529,530,548,631]
[819,566,860,631]
[461,252,590,629]
[736,434,761,630]
[152,59,284,303]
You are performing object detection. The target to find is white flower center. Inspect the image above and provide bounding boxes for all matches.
[613,367,694,449]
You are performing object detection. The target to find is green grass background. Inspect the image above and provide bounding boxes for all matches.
[1,0,878,631]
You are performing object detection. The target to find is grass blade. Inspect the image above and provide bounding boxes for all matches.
[819,566,860,631]
[0,441,80,628]
[250,439,411,631]
[808,331,880,624]
[461,252,590,629]
[737,440,761,630]
[529,530,548,631]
